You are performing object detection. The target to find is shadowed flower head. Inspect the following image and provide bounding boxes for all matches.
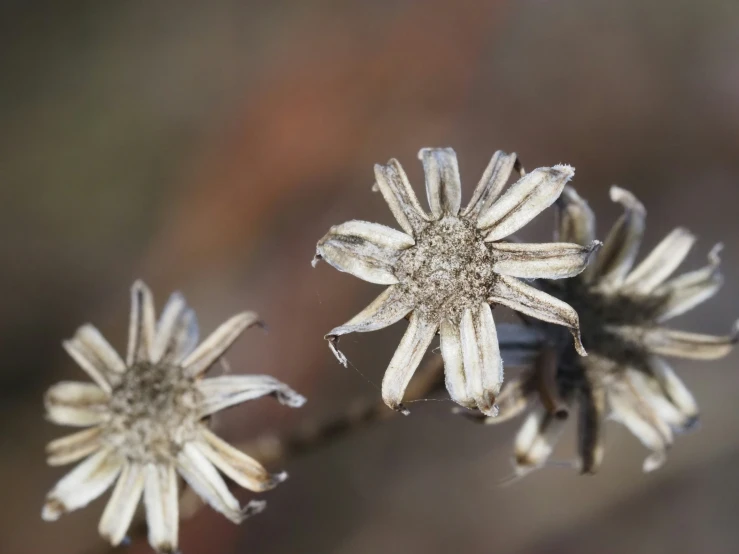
[487,186,738,475]
[314,148,600,415]
[42,281,306,553]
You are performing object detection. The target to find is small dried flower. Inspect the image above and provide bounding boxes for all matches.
[42,281,305,553]
[314,148,600,415]
[487,186,738,475]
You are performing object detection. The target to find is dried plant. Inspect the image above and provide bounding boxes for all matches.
[482,186,738,475]
[42,281,305,553]
[315,148,600,415]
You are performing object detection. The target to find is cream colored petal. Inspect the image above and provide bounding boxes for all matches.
[513,406,568,475]
[46,426,104,466]
[325,286,415,346]
[554,185,596,248]
[622,227,696,294]
[381,314,438,414]
[45,382,109,427]
[177,443,250,524]
[489,275,586,355]
[478,165,574,241]
[198,375,306,417]
[654,244,724,322]
[577,383,605,474]
[374,158,430,236]
[151,292,199,364]
[63,325,125,393]
[42,448,123,521]
[127,280,157,365]
[197,428,285,492]
[439,319,474,409]
[459,304,503,416]
[99,463,145,546]
[588,186,646,288]
[613,323,739,360]
[607,376,672,473]
[648,356,699,425]
[491,241,601,280]
[182,312,260,378]
[419,147,462,218]
[626,369,689,431]
[144,463,179,554]
[481,371,536,424]
[315,220,413,285]
[463,150,521,221]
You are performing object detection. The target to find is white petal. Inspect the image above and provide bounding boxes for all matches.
[648,356,698,423]
[463,150,521,221]
[588,186,646,288]
[478,165,574,241]
[419,147,462,218]
[127,280,157,365]
[439,319,474,409]
[46,426,104,466]
[489,275,586,355]
[654,243,724,322]
[613,323,739,360]
[607,377,672,473]
[622,227,696,294]
[152,292,199,364]
[459,304,503,416]
[144,463,179,554]
[44,382,109,427]
[491,241,601,279]
[176,443,245,524]
[513,407,568,474]
[42,448,123,521]
[315,220,413,285]
[63,325,125,393]
[197,428,285,492]
[554,185,596,247]
[182,312,260,378]
[198,375,306,417]
[325,286,415,341]
[99,463,145,546]
[374,159,430,236]
[381,314,438,413]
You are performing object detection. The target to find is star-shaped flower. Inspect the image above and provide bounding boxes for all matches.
[314,148,600,415]
[42,281,306,553]
[487,186,737,474]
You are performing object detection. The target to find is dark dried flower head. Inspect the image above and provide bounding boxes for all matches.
[487,186,737,475]
[315,148,600,415]
[42,281,306,553]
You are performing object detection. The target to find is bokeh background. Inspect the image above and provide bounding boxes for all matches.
[3,1,739,553]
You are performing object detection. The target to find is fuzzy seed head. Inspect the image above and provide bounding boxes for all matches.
[395,216,496,322]
[105,362,203,464]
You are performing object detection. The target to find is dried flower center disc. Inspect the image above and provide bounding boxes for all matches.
[395,216,495,322]
[106,362,202,463]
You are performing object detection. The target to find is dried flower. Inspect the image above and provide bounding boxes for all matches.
[42,281,305,553]
[314,148,599,415]
[487,186,738,475]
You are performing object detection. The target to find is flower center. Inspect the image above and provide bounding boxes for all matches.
[395,216,495,322]
[106,362,202,463]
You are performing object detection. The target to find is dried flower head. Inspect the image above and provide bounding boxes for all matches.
[314,148,600,415]
[42,281,305,553]
[486,186,738,475]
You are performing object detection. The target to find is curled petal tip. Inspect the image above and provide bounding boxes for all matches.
[311,254,322,268]
[552,163,575,178]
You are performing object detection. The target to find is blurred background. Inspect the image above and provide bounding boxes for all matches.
[3,1,739,553]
